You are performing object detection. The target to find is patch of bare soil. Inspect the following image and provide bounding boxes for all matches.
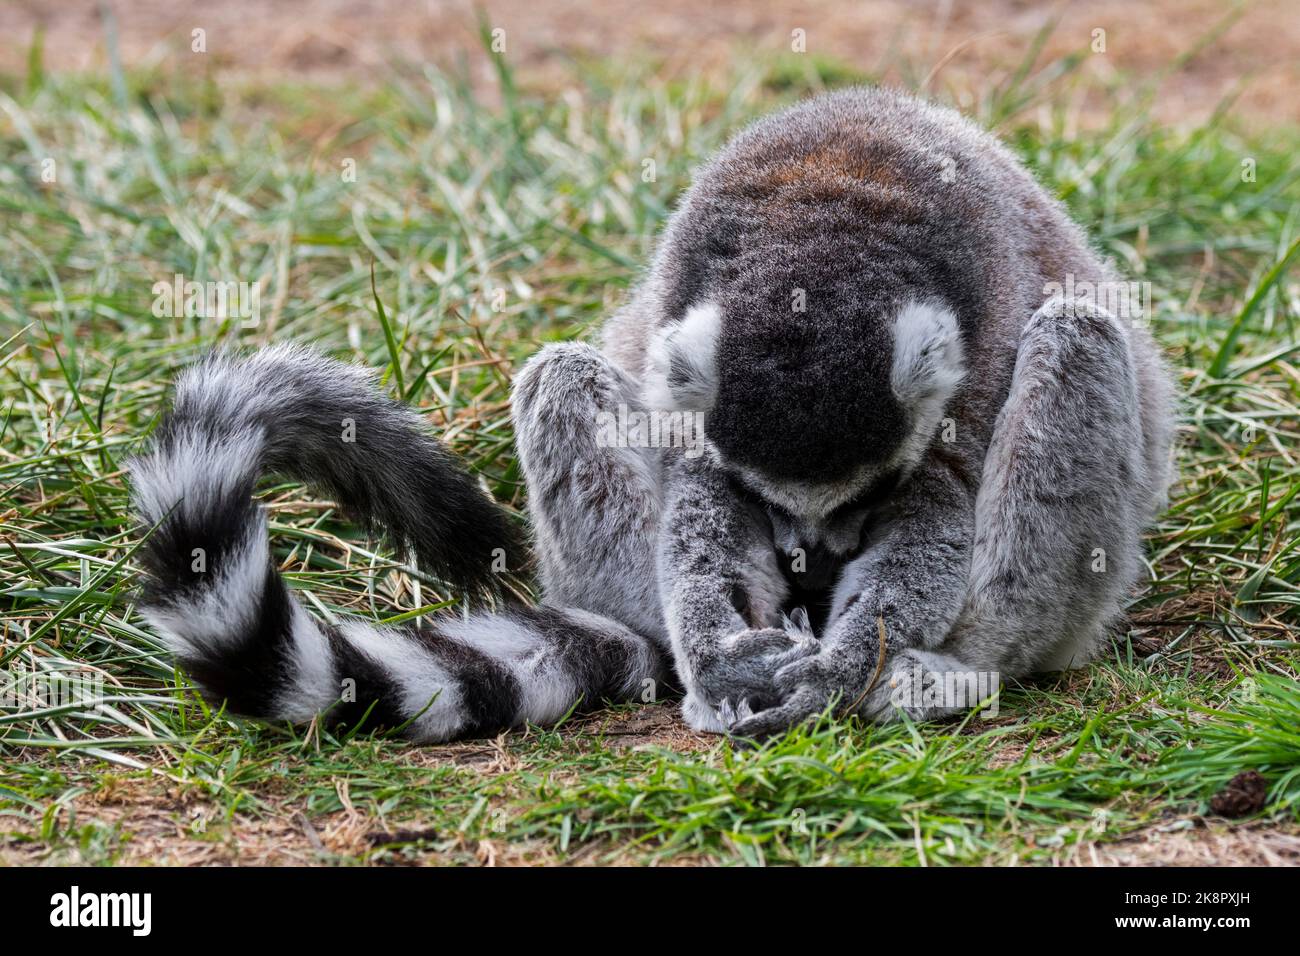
[1,775,330,866]
[1,0,1297,125]
[0,763,552,866]
[1074,818,1300,866]
[566,701,716,751]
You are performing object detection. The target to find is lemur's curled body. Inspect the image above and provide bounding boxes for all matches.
[131,88,1174,740]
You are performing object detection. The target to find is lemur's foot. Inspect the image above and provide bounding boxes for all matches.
[857,649,1000,723]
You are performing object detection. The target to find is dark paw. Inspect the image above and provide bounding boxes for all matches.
[694,627,818,710]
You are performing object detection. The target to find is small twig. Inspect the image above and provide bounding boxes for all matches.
[843,615,890,716]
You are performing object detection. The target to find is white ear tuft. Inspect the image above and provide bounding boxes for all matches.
[890,299,965,407]
[644,302,721,411]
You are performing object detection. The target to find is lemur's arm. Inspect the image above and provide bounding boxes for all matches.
[658,452,816,730]
[729,452,977,737]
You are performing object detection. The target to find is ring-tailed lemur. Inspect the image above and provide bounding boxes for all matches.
[131,87,1174,741]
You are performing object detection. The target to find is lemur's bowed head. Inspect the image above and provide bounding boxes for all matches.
[131,88,1174,742]
[648,295,963,510]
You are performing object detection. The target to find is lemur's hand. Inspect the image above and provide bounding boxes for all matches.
[724,601,893,738]
[728,470,976,740]
[725,638,874,738]
[693,626,818,719]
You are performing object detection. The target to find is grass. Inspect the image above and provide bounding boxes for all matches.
[1,37,1299,865]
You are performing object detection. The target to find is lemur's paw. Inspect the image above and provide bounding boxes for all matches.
[780,606,816,640]
[725,685,832,739]
[720,626,818,664]
[682,690,730,734]
[697,628,817,705]
[722,648,842,738]
[725,646,871,738]
[716,696,756,728]
[855,649,998,723]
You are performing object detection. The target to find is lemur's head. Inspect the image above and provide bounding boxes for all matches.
[645,294,965,561]
[643,94,971,562]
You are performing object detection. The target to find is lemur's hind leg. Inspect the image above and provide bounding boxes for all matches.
[512,342,667,645]
[860,297,1154,720]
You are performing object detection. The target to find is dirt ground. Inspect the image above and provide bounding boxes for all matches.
[6,701,1297,866]
[2,0,1298,125]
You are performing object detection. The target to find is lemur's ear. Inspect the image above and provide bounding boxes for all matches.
[890,299,966,407]
[645,302,721,411]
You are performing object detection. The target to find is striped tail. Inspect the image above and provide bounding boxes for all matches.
[129,345,664,741]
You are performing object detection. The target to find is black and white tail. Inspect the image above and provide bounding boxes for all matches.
[129,345,662,741]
